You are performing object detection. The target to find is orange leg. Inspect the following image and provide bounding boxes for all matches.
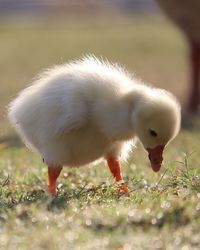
[48,165,63,196]
[107,157,129,193]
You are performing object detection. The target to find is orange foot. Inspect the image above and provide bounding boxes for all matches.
[118,183,129,194]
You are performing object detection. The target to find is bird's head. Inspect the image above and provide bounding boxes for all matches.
[131,89,181,172]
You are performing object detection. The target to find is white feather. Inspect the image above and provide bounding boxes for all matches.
[8,56,181,167]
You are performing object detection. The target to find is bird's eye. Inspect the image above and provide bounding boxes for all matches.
[149,128,157,137]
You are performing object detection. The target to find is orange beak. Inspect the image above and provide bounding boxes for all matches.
[146,145,165,172]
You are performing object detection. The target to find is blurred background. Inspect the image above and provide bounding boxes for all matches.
[0,0,193,142]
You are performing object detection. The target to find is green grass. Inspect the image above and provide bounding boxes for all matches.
[1,130,200,249]
[0,15,200,249]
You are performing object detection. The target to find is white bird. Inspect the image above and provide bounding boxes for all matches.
[8,56,181,195]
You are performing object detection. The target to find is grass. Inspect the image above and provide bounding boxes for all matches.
[1,131,200,249]
[0,15,200,249]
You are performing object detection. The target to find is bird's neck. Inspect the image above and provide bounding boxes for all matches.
[97,88,148,142]
[123,86,149,108]
[116,88,149,140]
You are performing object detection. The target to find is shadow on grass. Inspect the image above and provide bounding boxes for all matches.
[0,134,23,148]
[0,184,195,230]
[0,184,102,212]
[0,189,70,212]
[0,181,124,214]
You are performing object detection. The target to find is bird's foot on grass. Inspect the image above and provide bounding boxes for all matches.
[48,165,63,196]
[48,184,57,196]
[118,183,129,194]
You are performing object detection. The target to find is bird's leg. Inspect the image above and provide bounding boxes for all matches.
[188,41,200,113]
[106,157,129,193]
[48,165,63,196]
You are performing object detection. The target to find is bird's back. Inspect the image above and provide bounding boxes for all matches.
[8,56,136,165]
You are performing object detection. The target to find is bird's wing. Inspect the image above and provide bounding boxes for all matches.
[55,99,88,134]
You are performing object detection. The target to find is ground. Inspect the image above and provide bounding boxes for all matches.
[0,15,200,250]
